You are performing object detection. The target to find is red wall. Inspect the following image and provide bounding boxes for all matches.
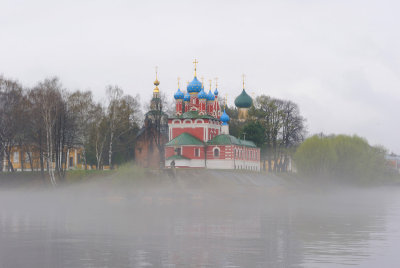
[172,127,204,142]
[165,147,175,159]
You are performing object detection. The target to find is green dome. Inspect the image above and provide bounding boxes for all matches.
[234,89,253,108]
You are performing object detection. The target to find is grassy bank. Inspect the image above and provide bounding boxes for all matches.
[65,169,113,183]
[0,164,153,188]
[2,165,397,190]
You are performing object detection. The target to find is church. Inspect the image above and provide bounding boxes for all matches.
[134,70,169,169]
[164,61,261,170]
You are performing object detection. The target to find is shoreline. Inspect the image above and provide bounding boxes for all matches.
[0,166,398,190]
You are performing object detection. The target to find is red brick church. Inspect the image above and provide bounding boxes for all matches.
[164,61,260,170]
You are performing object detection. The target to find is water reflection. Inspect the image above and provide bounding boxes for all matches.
[0,185,398,267]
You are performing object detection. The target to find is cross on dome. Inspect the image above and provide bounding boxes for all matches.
[193,59,198,77]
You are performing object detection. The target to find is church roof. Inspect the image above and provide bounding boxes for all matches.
[234,89,253,108]
[165,133,204,146]
[174,88,184,99]
[187,76,202,93]
[207,134,257,148]
[166,155,190,160]
[171,110,216,120]
[220,110,230,125]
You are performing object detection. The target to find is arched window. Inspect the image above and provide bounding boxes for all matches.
[213,148,220,157]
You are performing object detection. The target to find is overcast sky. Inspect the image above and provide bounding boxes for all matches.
[1,0,399,153]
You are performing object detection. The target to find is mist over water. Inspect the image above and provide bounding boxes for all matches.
[0,171,399,267]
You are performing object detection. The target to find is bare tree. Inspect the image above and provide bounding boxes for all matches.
[279,100,306,171]
[28,88,47,177]
[251,95,306,172]
[0,76,24,172]
[33,77,64,185]
[68,90,96,169]
[106,85,123,169]
[0,75,142,177]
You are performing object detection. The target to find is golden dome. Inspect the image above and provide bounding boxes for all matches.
[154,79,160,86]
[153,86,159,93]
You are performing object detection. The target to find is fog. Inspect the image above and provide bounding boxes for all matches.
[0,171,399,267]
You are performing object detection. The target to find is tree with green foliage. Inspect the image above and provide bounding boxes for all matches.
[294,134,386,183]
[240,121,265,148]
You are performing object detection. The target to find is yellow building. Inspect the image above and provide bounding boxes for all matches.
[2,146,86,171]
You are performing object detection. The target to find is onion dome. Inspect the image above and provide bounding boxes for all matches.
[214,88,218,96]
[234,89,253,108]
[184,91,190,101]
[198,88,207,99]
[187,76,202,93]
[207,89,215,101]
[153,68,160,92]
[220,110,230,125]
[174,88,184,99]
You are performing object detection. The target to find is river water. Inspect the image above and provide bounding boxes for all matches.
[0,180,399,267]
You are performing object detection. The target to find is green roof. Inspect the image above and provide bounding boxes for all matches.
[240,139,257,148]
[207,134,257,148]
[165,133,205,146]
[171,110,216,120]
[166,155,190,160]
[234,89,253,108]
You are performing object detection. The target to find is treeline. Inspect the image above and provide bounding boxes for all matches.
[0,76,141,184]
[227,95,306,172]
[294,134,387,183]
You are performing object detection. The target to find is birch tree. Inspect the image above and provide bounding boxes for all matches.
[33,78,63,185]
[91,104,107,169]
[106,85,123,169]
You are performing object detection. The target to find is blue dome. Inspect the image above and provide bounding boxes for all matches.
[184,91,190,101]
[174,88,184,99]
[187,76,203,93]
[198,88,207,99]
[220,110,230,125]
[214,88,219,96]
[207,90,215,101]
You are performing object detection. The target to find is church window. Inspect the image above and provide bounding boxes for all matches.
[175,148,181,156]
[214,148,220,157]
[195,148,200,157]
